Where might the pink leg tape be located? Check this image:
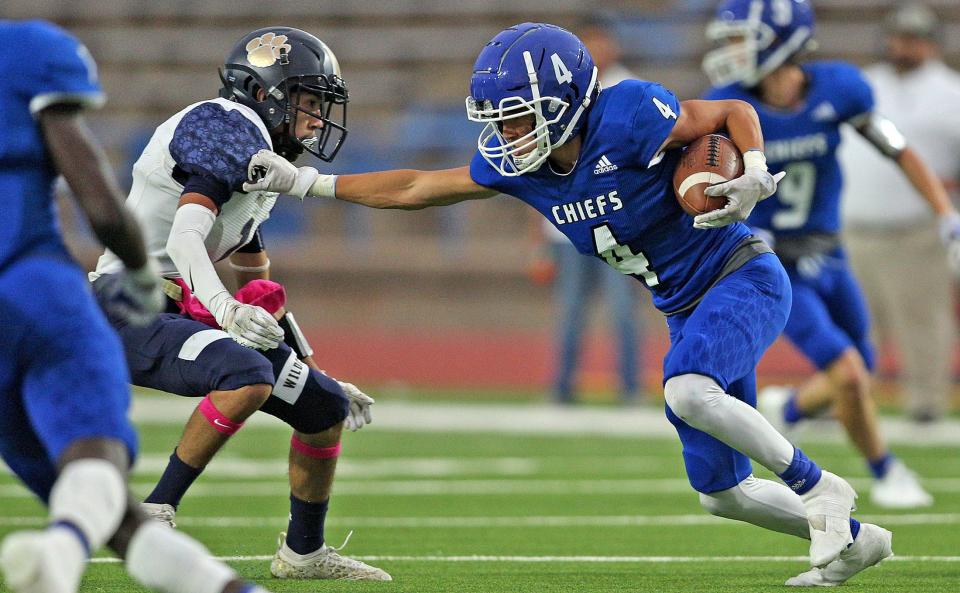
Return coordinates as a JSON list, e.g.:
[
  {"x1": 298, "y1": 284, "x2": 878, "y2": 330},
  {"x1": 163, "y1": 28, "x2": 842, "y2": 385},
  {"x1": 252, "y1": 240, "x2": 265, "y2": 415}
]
[
  {"x1": 290, "y1": 435, "x2": 342, "y2": 459},
  {"x1": 198, "y1": 396, "x2": 244, "y2": 435}
]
